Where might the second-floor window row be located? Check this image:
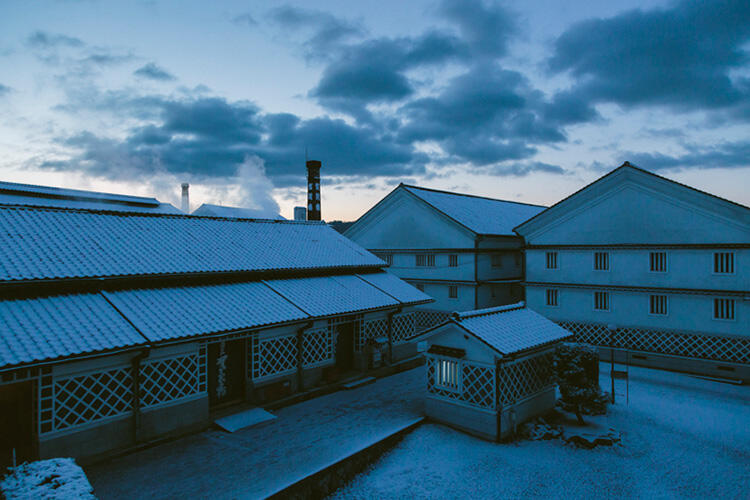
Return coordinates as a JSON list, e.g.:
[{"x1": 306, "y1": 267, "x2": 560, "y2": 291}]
[{"x1": 416, "y1": 254, "x2": 436, "y2": 267}]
